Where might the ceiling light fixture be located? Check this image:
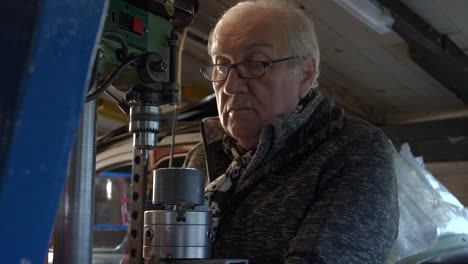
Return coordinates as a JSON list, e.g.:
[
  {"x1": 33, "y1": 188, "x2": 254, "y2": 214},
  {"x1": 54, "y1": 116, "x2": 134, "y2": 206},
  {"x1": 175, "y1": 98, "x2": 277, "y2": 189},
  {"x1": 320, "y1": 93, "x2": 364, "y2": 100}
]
[{"x1": 333, "y1": 0, "x2": 395, "y2": 34}]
